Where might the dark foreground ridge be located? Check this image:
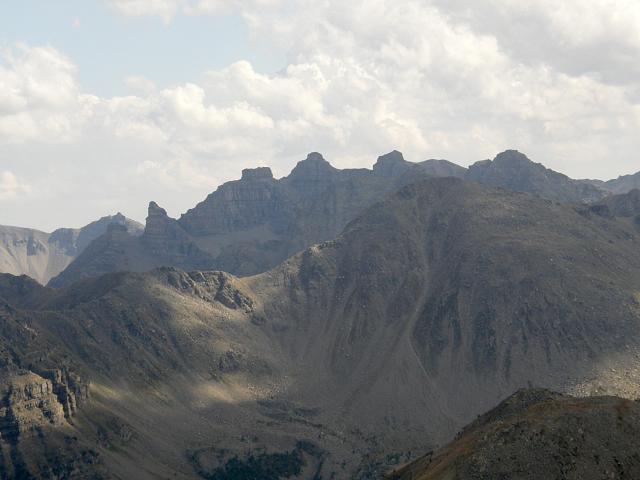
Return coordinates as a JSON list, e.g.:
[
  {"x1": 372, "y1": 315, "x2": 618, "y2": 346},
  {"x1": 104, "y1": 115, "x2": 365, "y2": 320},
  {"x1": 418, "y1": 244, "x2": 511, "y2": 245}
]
[{"x1": 388, "y1": 389, "x2": 640, "y2": 480}]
